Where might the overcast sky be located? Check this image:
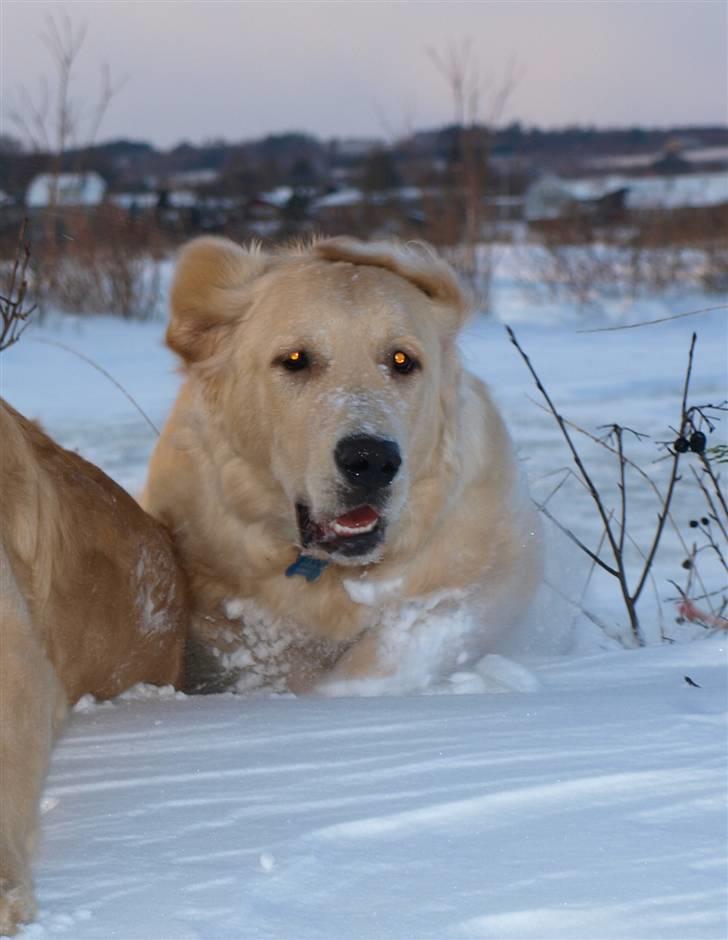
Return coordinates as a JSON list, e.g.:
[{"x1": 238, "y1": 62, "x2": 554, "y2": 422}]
[{"x1": 2, "y1": 1, "x2": 726, "y2": 149}]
